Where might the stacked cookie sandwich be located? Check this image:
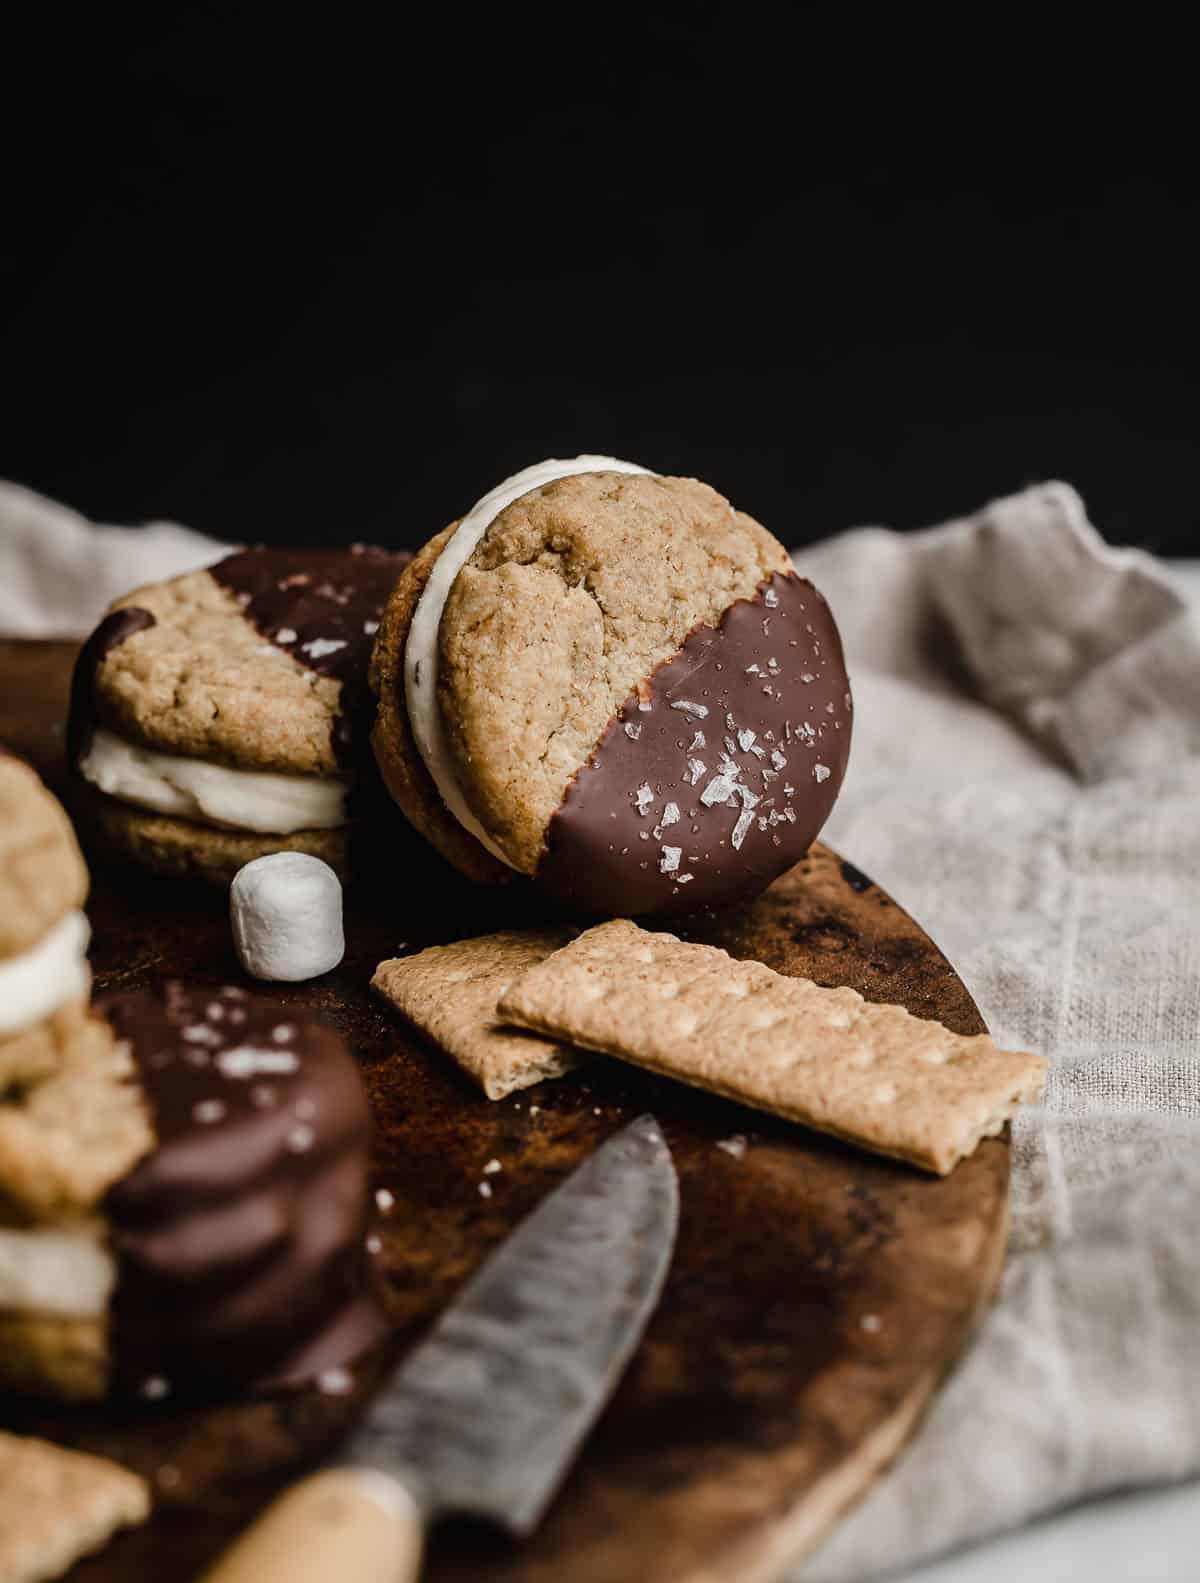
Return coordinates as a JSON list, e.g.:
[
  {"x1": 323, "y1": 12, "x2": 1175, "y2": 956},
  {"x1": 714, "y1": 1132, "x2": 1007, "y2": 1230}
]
[{"x1": 0, "y1": 978, "x2": 386, "y2": 1401}]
